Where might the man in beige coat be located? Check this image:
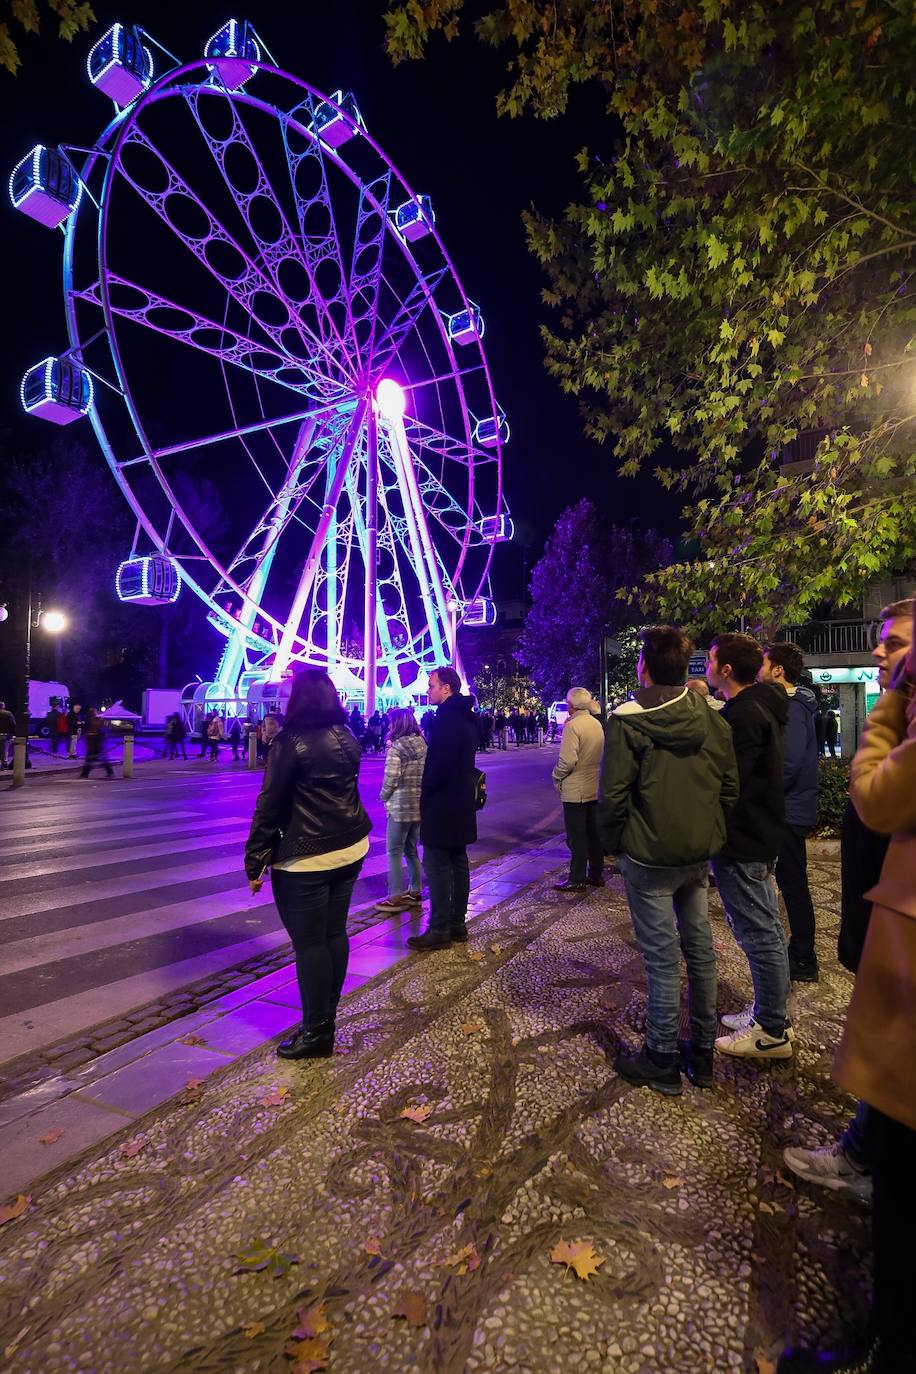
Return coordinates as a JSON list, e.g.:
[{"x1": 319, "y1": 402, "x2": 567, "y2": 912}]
[{"x1": 552, "y1": 686, "x2": 605, "y2": 893}]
